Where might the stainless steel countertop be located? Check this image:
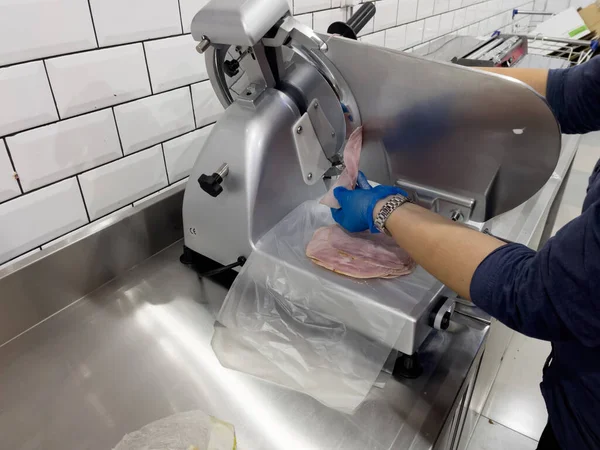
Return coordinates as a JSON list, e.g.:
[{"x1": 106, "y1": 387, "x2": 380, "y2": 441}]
[{"x1": 0, "y1": 242, "x2": 488, "y2": 450}]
